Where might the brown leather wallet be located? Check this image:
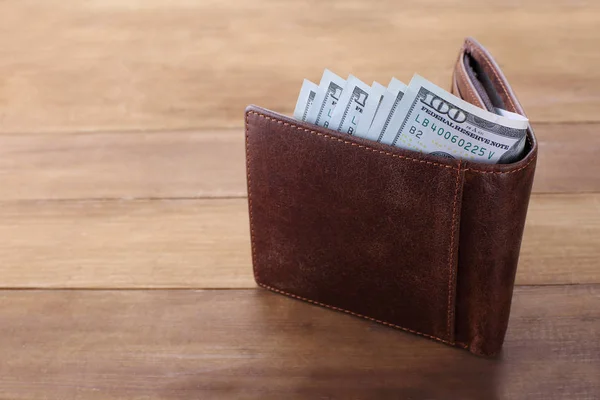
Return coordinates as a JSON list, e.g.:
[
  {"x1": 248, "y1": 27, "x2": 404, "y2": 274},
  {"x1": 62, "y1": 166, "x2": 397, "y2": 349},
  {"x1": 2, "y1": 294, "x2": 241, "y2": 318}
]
[{"x1": 244, "y1": 37, "x2": 537, "y2": 357}]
